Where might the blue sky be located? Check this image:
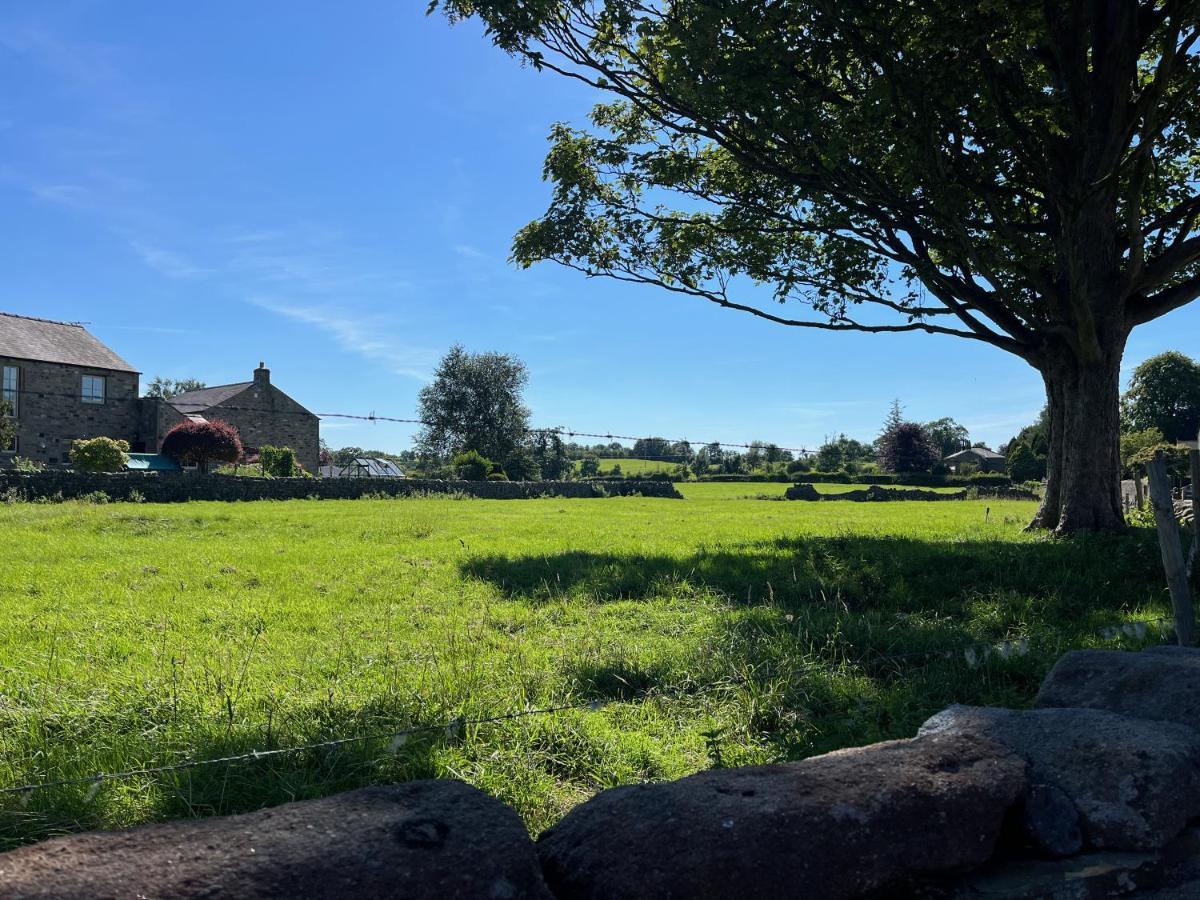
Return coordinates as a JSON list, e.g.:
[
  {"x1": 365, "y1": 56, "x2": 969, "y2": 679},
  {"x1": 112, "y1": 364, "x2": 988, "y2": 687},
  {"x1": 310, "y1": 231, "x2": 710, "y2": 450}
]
[{"x1": 3, "y1": 2, "x2": 1198, "y2": 454}]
